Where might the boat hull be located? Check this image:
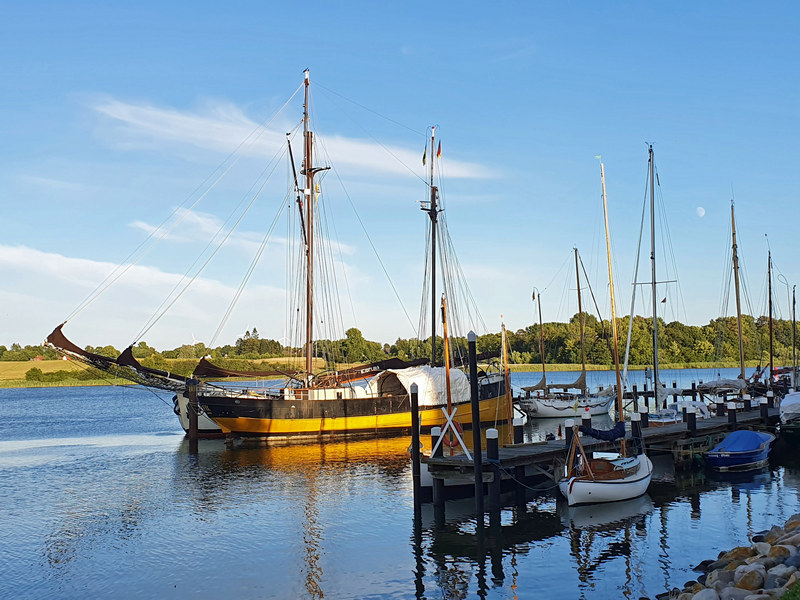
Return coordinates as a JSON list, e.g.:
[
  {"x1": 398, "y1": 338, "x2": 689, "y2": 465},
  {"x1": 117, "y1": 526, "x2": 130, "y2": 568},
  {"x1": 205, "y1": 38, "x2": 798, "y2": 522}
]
[
  {"x1": 201, "y1": 392, "x2": 511, "y2": 440},
  {"x1": 174, "y1": 393, "x2": 224, "y2": 437},
  {"x1": 558, "y1": 455, "x2": 653, "y2": 506},
  {"x1": 522, "y1": 395, "x2": 614, "y2": 419},
  {"x1": 705, "y1": 430, "x2": 775, "y2": 472}
]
